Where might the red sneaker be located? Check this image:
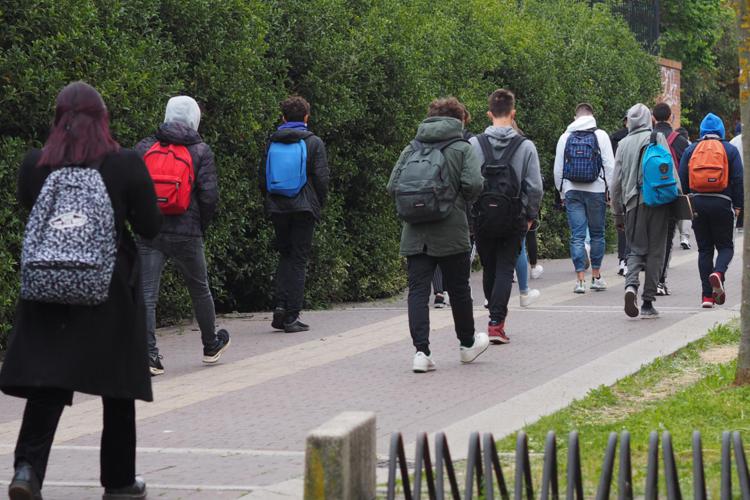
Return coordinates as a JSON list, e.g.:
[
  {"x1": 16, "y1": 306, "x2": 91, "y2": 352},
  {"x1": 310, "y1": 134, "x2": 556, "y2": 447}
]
[
  {"x1": 701, "y1": 297, "x2": 715, "y2": 308},
  {"x1": 488, "y1": 322, "x2": 510, "y2": 344},
  {"x1": 709, "y1": 272, "x2": 726, "y2": 305}
]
